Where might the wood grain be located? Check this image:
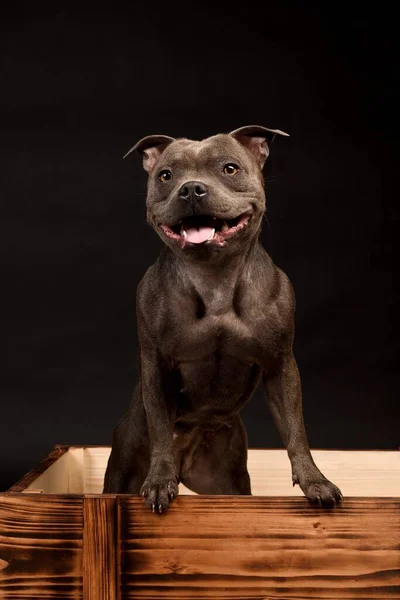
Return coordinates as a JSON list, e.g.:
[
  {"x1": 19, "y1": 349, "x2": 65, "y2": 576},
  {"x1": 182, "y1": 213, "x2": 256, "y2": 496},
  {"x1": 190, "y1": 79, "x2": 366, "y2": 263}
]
[
  {"x1": 3, "y1": 447, "x2": 400, "y2": 598},
  {"x1": 119, "y1": 496, "x2": 400, "y2": 599},
  {"x1": 83, "y1": 495, "x2": 117, "y2": 600},
  {"x1": 0, "y1": 494, "x2": 83, "y2": 599},
  {"x1": 7, "y1": 446, "x2": 68, "y2": 493},
  {"x1": 11, "y1": 447, "x2": 399, "y2": 497},
  {"x1": 78, "y1": 447, "x2": 400, "y2": 497}
]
